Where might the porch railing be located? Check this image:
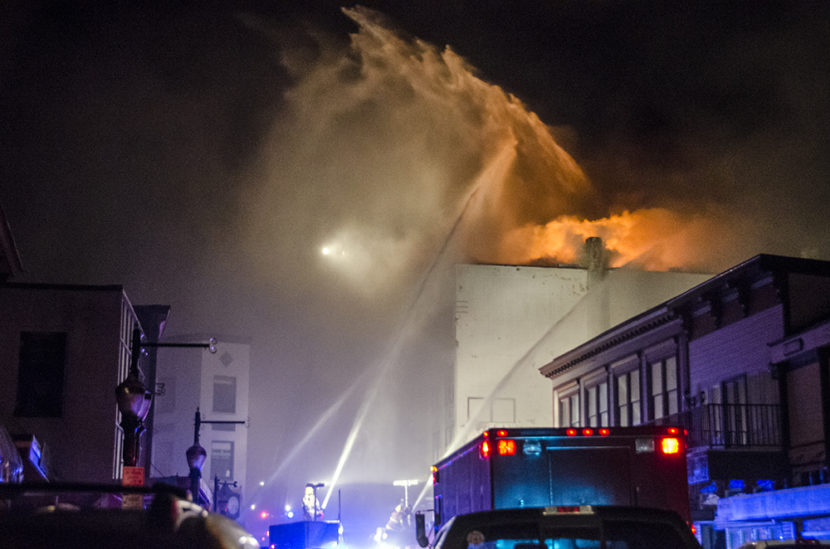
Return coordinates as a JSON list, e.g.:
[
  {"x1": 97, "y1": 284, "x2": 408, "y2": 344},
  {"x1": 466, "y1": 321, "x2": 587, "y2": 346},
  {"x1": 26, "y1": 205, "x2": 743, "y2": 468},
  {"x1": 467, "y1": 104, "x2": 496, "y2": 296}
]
[{"x1": 651, "y1": 403, "x2": 783, "y2": 449}]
